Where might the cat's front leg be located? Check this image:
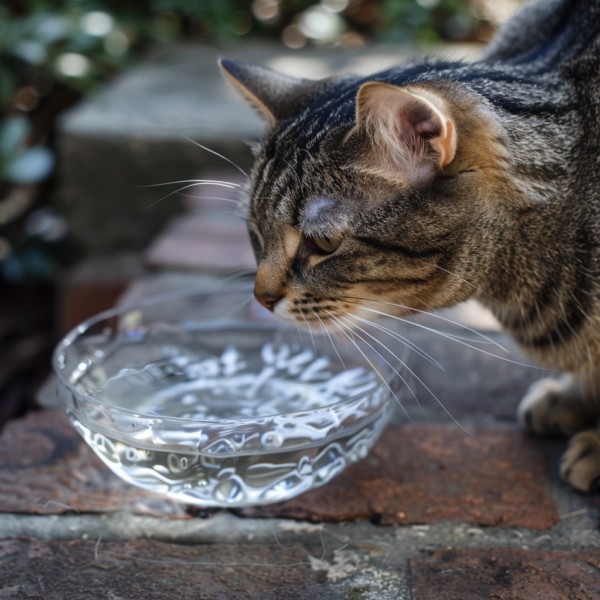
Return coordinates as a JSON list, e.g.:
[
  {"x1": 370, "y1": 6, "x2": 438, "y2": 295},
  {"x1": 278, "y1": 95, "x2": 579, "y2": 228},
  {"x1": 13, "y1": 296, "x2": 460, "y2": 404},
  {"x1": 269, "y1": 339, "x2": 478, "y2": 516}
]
[
  {"x1": 518, "y1": 371, "x2": 600, "y2": 492},
  {"x1": 560, "y1": 428, "x2": 600, "y2": 492},
  {"x1": 517, "y1": 373, "x2": 600, "y2": 437}
]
